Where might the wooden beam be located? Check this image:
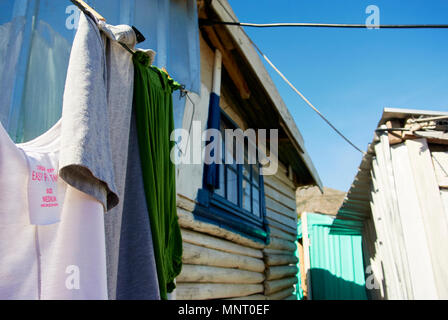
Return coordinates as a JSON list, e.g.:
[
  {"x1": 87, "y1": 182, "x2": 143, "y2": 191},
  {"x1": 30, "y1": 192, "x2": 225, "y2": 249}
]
[
  {"x1": 406, "y1": 138, "x2": 448, "y2": 298},
  {"x1": 269, "y1": 225, "x2": 297, "y2": 242},
  {"x1": 266, "y1": 287, "x2": 294, "y2": 300},
  {"x1": 176, "y1": 283, "x2": 263, "y2": 300},
  {"x1": 264, "y1": 253, "x2": 298, "y2": 266},
  {"x1": 266, "y1": 237, "x2": 296, "y2": 252},
  {"x1": 214, "y1": 24, "x2": 235, "y2": 50},
  {"x1": 265, "y1": 197, "x2": 297, "y2": 222},
  {"x1": 177, "y1": 264, "x2": 264, "y2": 284},
  {"x1": 297, "y1": 240, "x2": 308, "y2": 299},
  {"x1": 263, "y1": 248, "x2": 295, "y2": 255},
  {"x1": 265, "y1": 265, "x2": 298, "y2": 280},
  {"x1": 226, "y1": 294, "x2": 267, "y2": 300},
  {"x1": 177, "y1": 207, "x2": 265, "y2": 249},
  {"x1": 265, "y1": 184, "x2": 297, "y2": 212},
  {"x1": 385, "y1": 120, "x2": 403, "y2": 145},
  {"x1": 302, "y1": 212, "x2": 312, "y2": 299},
  {"x1": 266, "y1": 209, "x2": 296, "y2": 229},
  {"x1": 431, "y1": 148, "x2": 448, "y2": 188},
  {"x1": 264, "y1": 277, "x2": 297, "y2": 295},
  {"x1": 389, "y1": 143, "x2": 438, "y2": 298},
  {"x1": 181, "y1": 229, "x2": 263, "y2": 259},
  {"x1": 266, "y1": 219, "x2": 297, "y2": 236},
  {"x1": 264, "y1": 172, "x2": 296, "y2": 193},
  {"x1": 182, "y1": 242, "x2": 265, "y2": 272},
  {"x1": 202, "y1": 25, "x2": 251, "y2": 99}
]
